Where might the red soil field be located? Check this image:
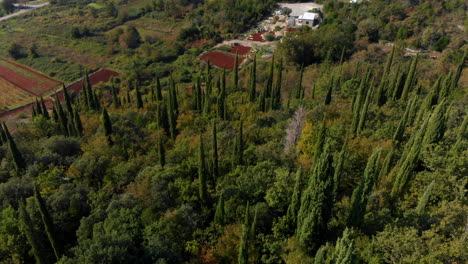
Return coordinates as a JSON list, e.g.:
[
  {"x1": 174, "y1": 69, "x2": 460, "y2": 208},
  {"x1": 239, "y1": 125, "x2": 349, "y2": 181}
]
[
  {"x1": 0, "y1": 57, "x2": 61, "y2": 96},
  {"x1": 200, "y1": 52, "x2": 245, "y2": 70},
  {"x1": 248, "y1": 31, "x2": 267, "y2": 42},
  {"x1": 55, "y1": 68, "x2": 120, "y2": 101},
  {"x1": 229, "y1": 45, "x2": 251, "y2": 56}
]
